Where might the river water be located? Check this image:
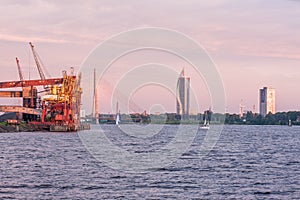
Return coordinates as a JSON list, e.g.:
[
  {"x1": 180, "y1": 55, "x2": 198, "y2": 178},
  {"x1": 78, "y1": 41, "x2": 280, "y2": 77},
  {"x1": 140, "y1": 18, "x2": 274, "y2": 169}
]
[{"x1": 0, "y1": 125, "x2": 299, "y2": 199}]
